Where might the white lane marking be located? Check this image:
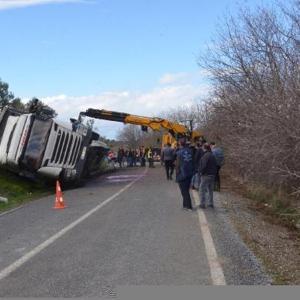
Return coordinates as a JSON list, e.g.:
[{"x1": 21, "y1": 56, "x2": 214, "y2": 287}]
[
  {"x1": 107, "y1": 179, "x2": 136, "y2": 183},
  {"x1": 192, "y1": 190, "x2": 226, "y2": 286},
  {"x1": 0, "y1": 169, "x2": 148, "y2": 282},
  {"x1": 0, "y1": 205, "x2": 24, "y2": 218},
  {"x1": 106, "y1": 175, "x2": 146, "y2": 179}
]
